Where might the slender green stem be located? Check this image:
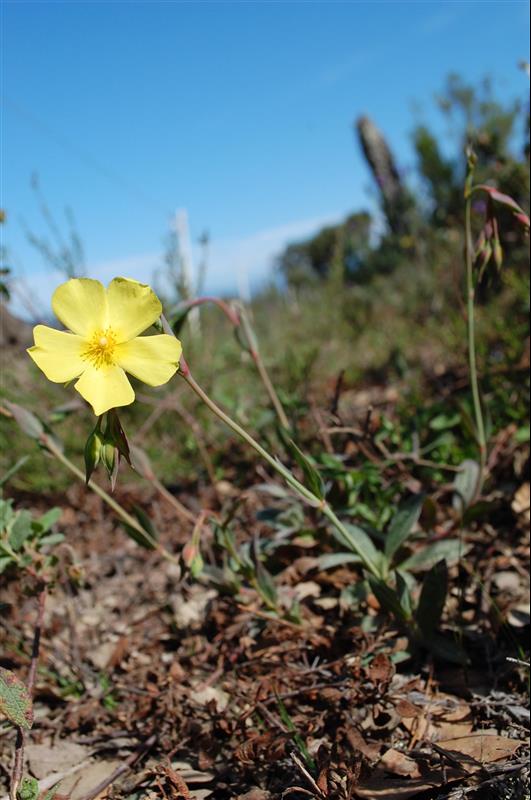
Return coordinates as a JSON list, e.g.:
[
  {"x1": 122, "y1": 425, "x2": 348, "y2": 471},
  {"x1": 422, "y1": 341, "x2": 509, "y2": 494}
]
[
  {"x1": 42, "y1": 434, "x2": 180, "y2": 565},
  {"x1": 464, "y1": 193, "x2": 487, "y2": 494},
  {"x1": 179, "y1": 299, "x2": 291, "y2": 430},
  {"x1": 179, "y1": 366, "x2": 380, "y2": 576},
  {"x1": 236, "y1": 303, "x2": 291, "y2": 430}
]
